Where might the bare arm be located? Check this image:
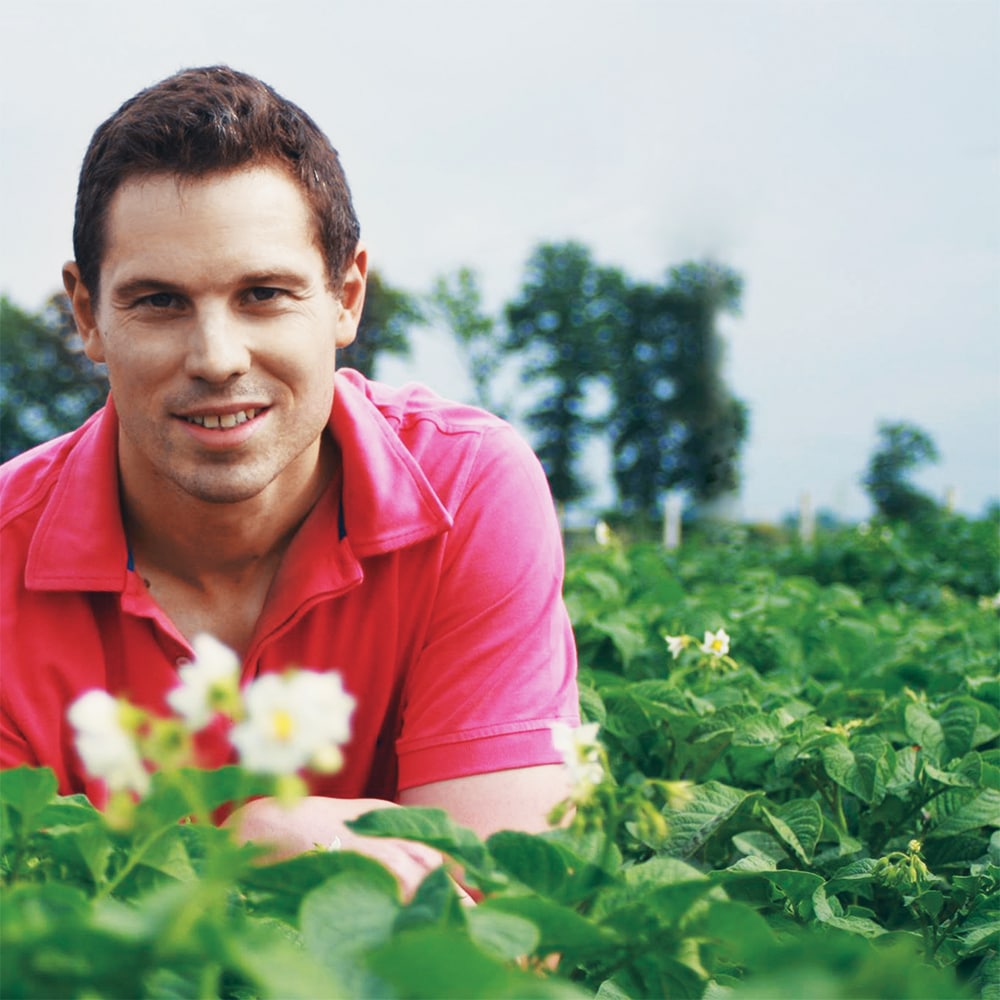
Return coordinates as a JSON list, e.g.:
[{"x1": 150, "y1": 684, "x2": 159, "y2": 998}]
[
  {"x1": 225, "y1": 764, "x2": 569, "y2": 899},
  {"x1": 399, "y1": 764, "x2": 570, "y2": 840}
]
